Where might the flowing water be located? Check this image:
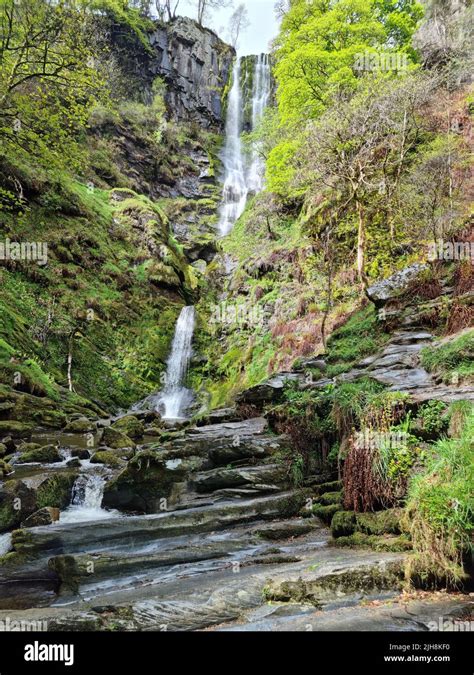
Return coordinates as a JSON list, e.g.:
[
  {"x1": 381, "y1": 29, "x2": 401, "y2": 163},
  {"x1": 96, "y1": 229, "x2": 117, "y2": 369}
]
[
  {"x1": 158, "y1": 306, "x2": 196, "y2": 420},
  {"x1": 218, "y1": 54, "x2": 271, "y2": 236},
  {"x1": 61, "y1": 472, "x2": 117, "y2": 523},
  {"x1": 218, "y1": 58, "x2": 248, "y2": 236},
  {"x1": 247, "y1": 54, "x2": 272, "y2": 193}
]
